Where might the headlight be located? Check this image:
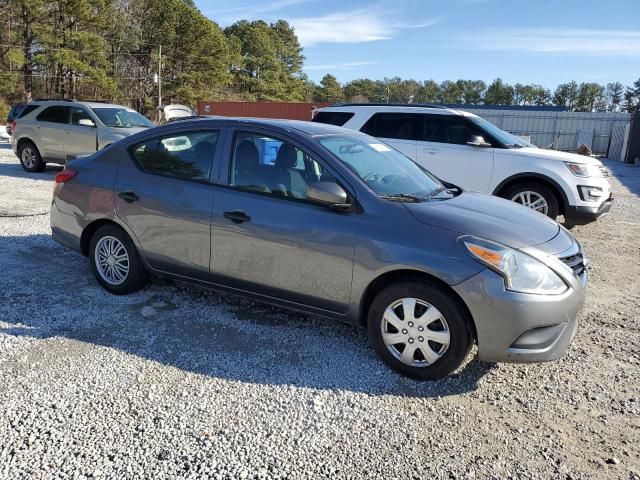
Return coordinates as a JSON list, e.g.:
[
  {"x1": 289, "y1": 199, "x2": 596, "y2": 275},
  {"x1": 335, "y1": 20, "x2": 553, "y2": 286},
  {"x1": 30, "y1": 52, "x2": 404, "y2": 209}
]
[
  {"x1": 564, "y1": 162, "x2": 603, "y2": 178},
  {"x1": 461, "y1": 236, "x2": 567, "y2": 295}
]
